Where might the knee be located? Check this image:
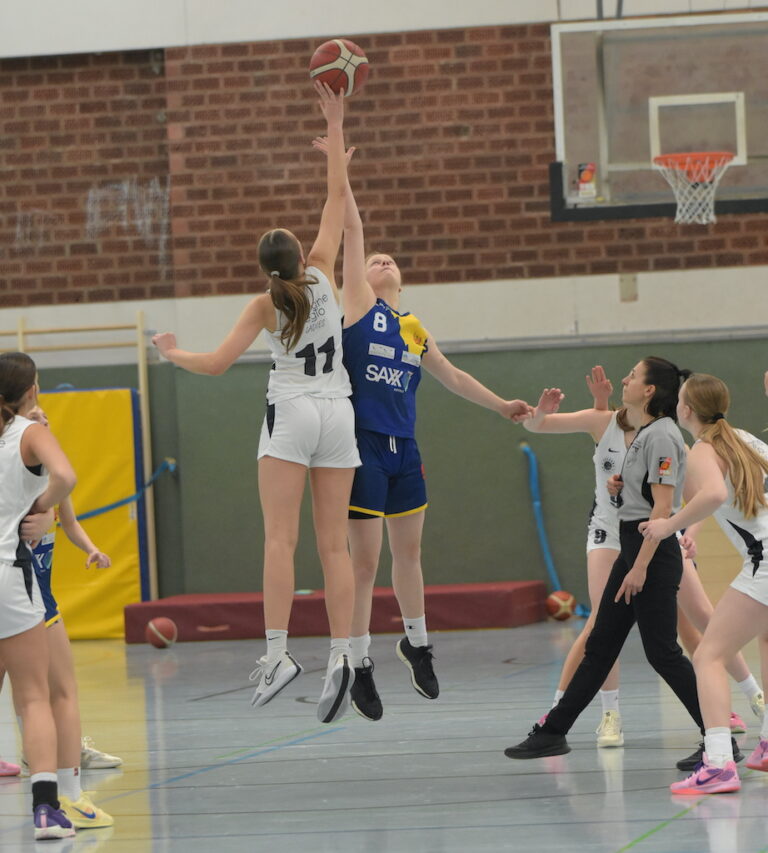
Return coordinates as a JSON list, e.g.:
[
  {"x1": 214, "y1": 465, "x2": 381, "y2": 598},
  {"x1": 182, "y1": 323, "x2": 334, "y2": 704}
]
[{"x1": 353, "y1": 559, "x2": 379, "y2": 585}]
